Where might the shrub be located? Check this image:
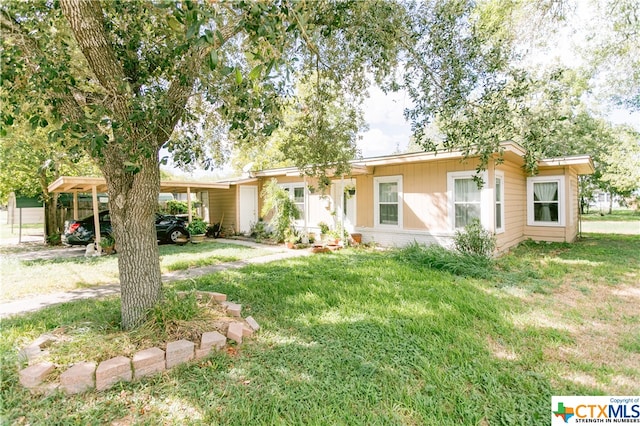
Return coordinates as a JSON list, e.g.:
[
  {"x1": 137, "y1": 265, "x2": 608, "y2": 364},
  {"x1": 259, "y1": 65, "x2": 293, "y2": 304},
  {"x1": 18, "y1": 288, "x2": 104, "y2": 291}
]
[
  {"x1": 164, "y1": 200, "x2": 199, "y2": 215},
  {"x1": 453, "y1": 219, "x2": 496, "y2": 258},
  {"x1": 147, "y1": 290, "x2": 198, "y2": 331},
  {"x1": 260, "y1": 179, "x2": 300, "y2": 242},
  {"x1": 99, "y1": 234, "x2": 115, "y2": 248},
  {"x1": 250, "y1": 219, "x2": 271, "y2": 241},
  {"x1": 394, "y1": 242, "x2": 493, "y2": 279},
  {"x1": 46, "y1": 232, "x2": 61, "y2": 246}
]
